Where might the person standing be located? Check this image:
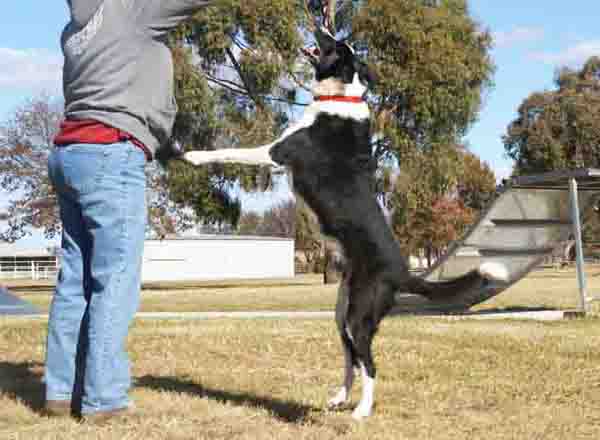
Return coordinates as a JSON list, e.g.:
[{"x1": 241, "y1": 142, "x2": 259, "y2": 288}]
[{"x1": 45, "y1": 0, "x2": 213, "y2": 421}]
